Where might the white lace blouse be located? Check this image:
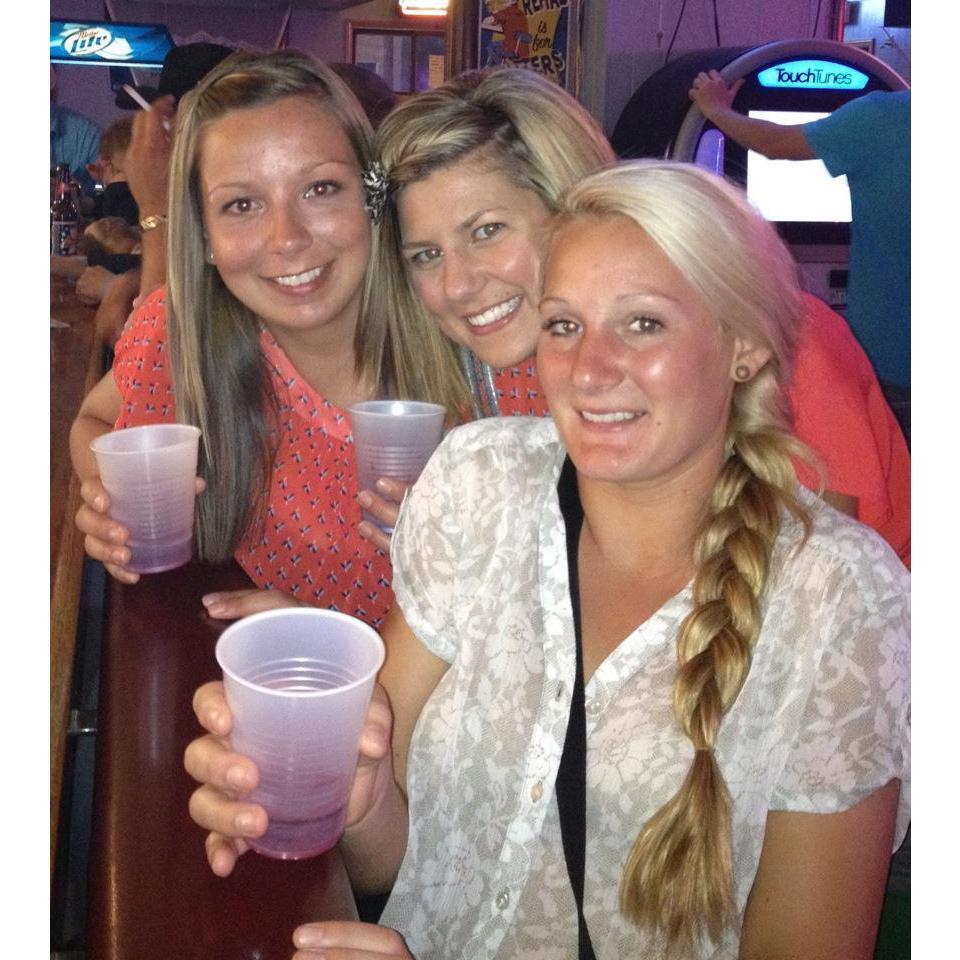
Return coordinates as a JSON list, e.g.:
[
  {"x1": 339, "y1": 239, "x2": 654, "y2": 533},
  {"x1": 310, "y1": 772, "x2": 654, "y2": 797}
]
[{"x1": 381, "y1": 417, "x2": 910, "y2": 960}]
